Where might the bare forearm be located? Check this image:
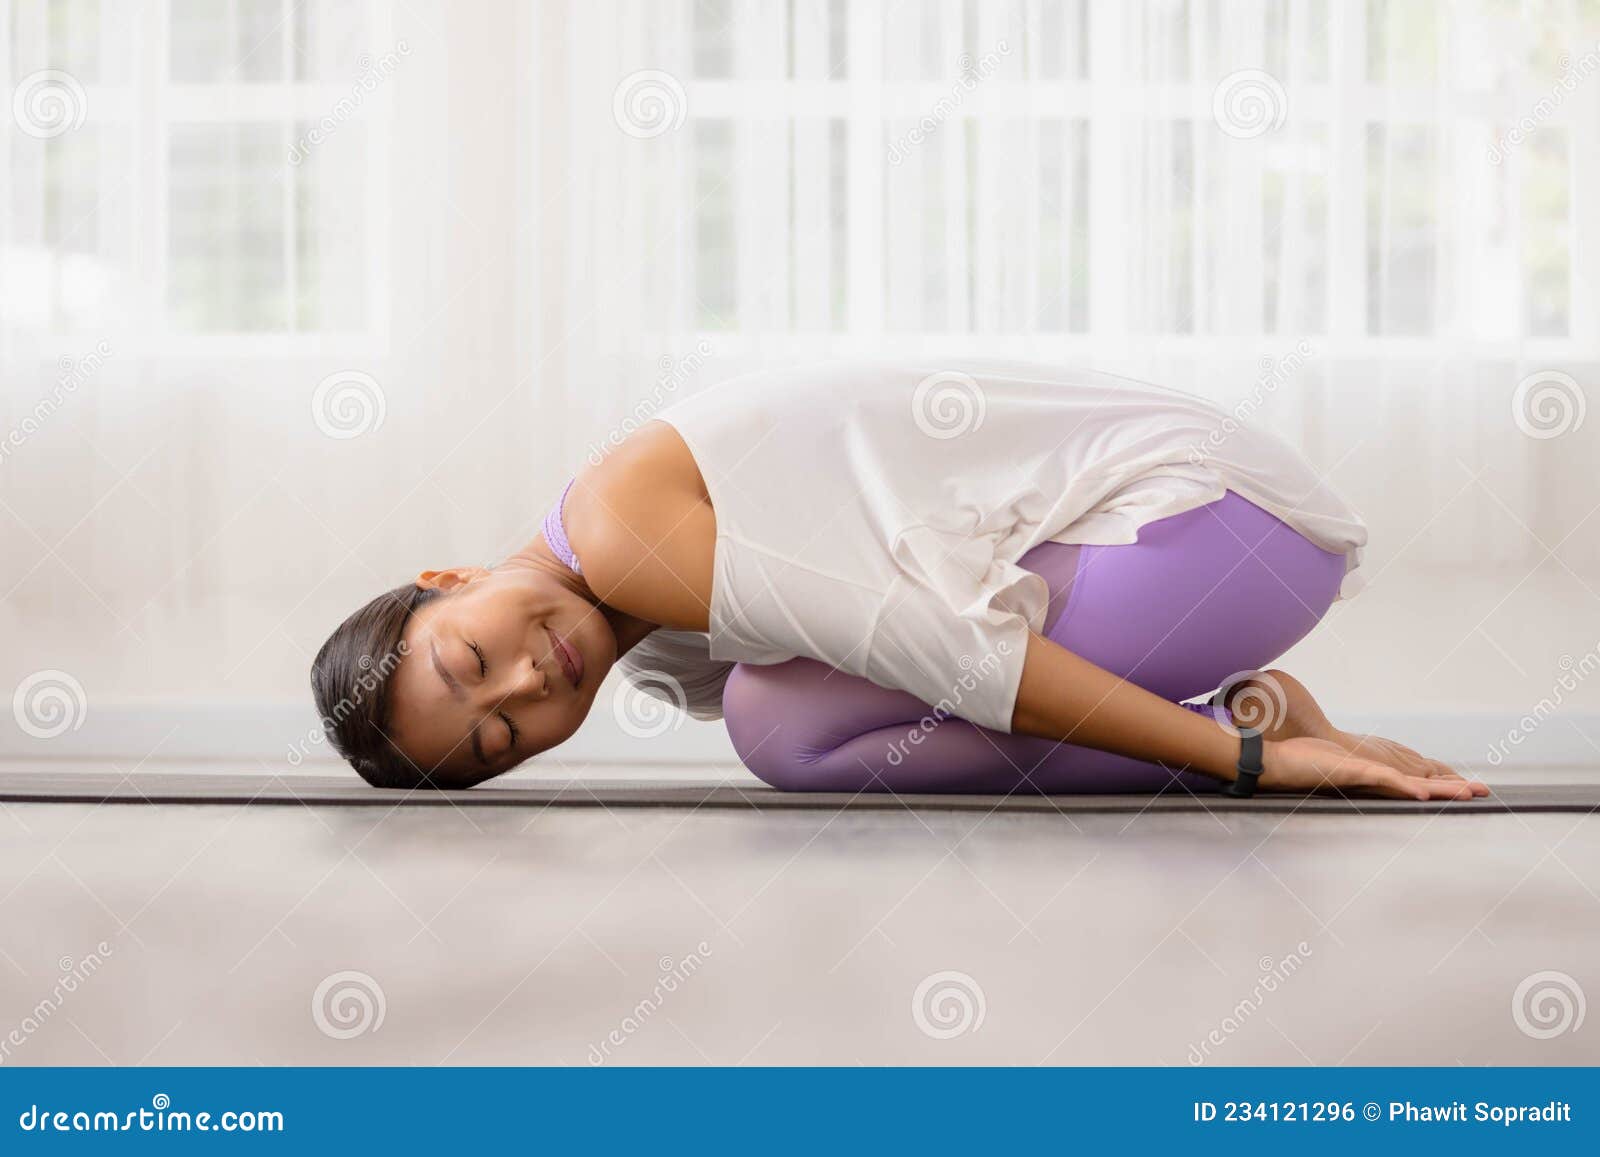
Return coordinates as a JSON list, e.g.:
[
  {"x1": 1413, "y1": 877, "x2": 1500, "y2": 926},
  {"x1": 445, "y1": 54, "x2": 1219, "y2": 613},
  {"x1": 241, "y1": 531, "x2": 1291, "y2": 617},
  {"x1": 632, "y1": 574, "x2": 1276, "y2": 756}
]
[{"x1": 1010, "y1": 632, "x2": 1241, "y2": 782}]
